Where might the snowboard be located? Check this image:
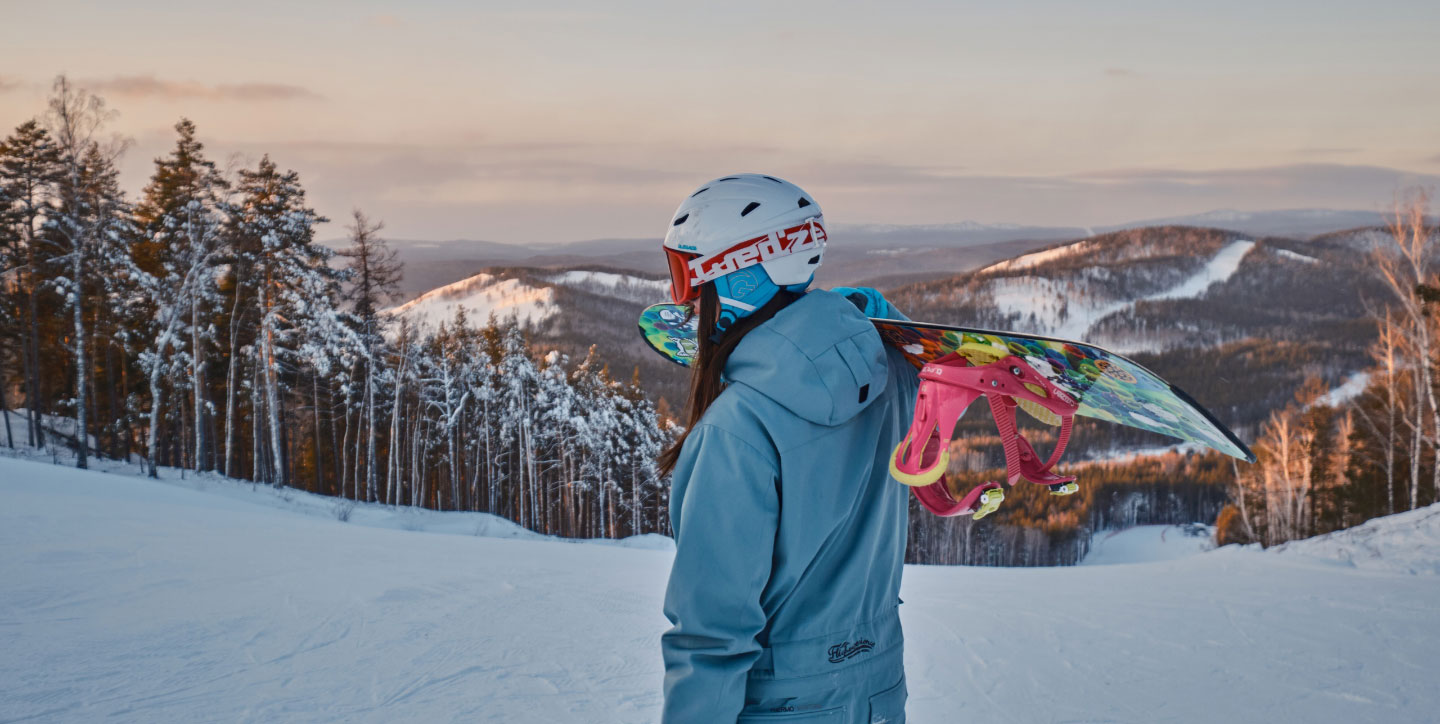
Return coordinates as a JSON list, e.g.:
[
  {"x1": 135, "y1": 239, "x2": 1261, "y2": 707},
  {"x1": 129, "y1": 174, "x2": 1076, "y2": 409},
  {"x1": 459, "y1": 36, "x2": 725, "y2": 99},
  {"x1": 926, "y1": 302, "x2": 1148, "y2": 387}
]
[{"x1": 637, "y1": 302, "x2": 1254, "y2": 463}]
